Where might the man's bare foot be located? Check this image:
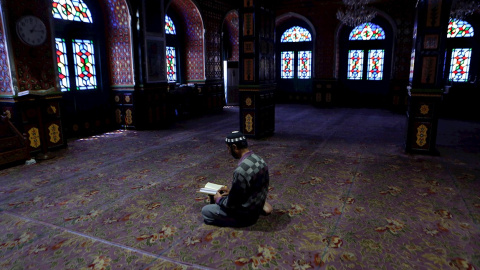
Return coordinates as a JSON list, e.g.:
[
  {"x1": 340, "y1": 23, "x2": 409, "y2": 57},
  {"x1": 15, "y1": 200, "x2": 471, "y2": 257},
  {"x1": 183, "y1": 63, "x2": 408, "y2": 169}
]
[{"x1": 261, "y1": 201, "x2": 273, "y2": 216}]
